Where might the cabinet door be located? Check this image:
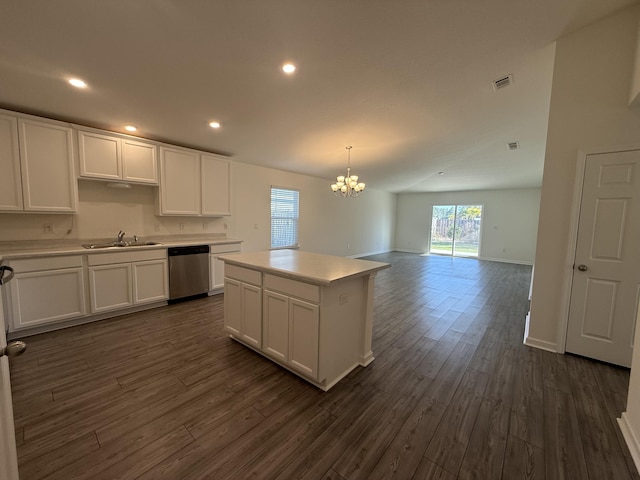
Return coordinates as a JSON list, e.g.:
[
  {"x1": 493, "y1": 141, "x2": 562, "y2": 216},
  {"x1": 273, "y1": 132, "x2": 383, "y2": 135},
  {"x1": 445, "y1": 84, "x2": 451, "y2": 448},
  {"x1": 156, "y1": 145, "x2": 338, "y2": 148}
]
[
  {"x1": 8, "y1": 268, "x2": 85, "y2": 330},
  {"x1": 159, "y1": 147, "x2": 200, "y2": 215},
  {"x1": 263, "y1": 290, "x2": 289, "y2": 363},
  {"x1": 78, "y1": 130, "x2": 121, "y2": 180},
  {"x1": 89, "y1": 264, "x2": 133, "y2": 313},
  {"x1": 224, "y1": 278, "x2": 242, "y2": 336},
  {"x1": 0, "y1": 114, "x2": 23, "y2": 210},
  {"x1": 18, "y1": 119, "x2": 77, "y2": 212},
  {"x1": 288, "y1": 298, "x2": 319, "y2": 379},
  {"x1": 241, "y1": 283, "x2": 262, "y2": 348},
  {"x1": 132, "y1": 260, "x2": 168, "y2": 304},
  {"x1": 201, "y1": 154, "x2": 230, "y2": 216},
  {"x1": 122, "y1": 139, "x2": 157, "y2": 184}
]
